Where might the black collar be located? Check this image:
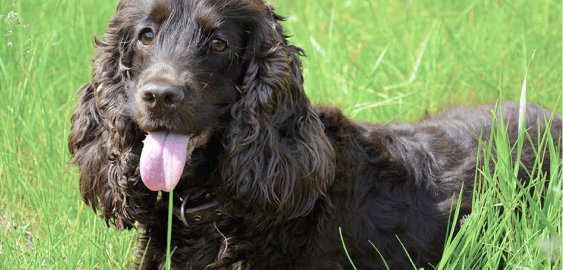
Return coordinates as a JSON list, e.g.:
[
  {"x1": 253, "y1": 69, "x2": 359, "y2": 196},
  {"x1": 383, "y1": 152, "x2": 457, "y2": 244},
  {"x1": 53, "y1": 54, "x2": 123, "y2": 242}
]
[{"x1": 172, "y1": 188, "x2": 225, "y2": 228}]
